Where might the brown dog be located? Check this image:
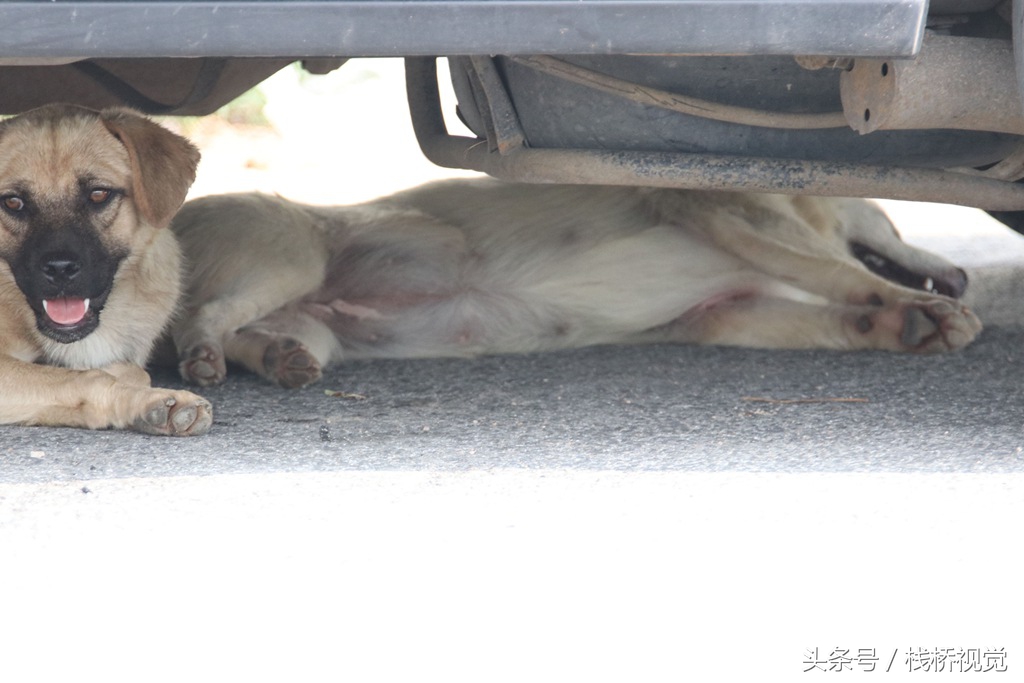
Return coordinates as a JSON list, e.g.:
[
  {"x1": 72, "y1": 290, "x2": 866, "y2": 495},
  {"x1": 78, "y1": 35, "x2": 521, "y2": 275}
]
[
  {"x1": 169, "y1": 180, "x2": 981, "y2": 390},
  {"x1": 0, "y1": 104, "x2": 211, "y2": 435}
]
